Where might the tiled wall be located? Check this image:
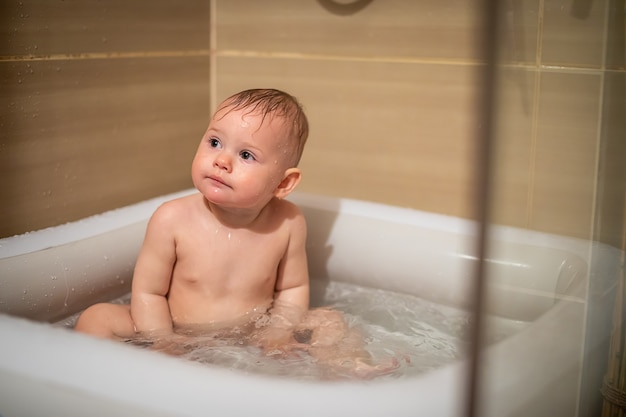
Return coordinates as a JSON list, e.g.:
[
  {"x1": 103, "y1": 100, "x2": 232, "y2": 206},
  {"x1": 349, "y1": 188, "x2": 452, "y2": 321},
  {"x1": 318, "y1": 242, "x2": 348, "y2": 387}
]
[
  {"x1": 491, "y1": 0, "x2": 626, "y2": 245},
  {"x1": 0, "y1": 1, "x2": 211, "y2": 237},
  {"x1": 215, "y1": 0, "x2": 482, "y2": 223},
  {"x1": 215, "y1": 0, "x2": 625, "y2": 244},
  {"x1": 1, "y1": 0, "x2": 624, "y2": 245}
]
